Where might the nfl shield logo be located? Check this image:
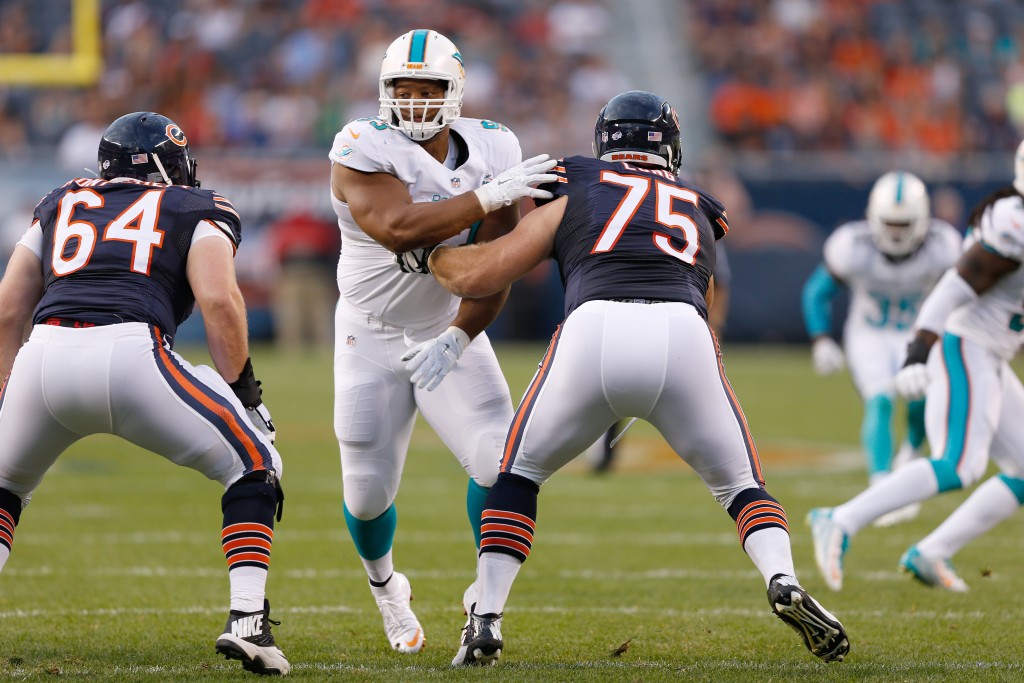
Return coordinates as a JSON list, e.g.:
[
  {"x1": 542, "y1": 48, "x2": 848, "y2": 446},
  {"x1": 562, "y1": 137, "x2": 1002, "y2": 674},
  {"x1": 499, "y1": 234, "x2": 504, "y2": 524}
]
[
  {"x1": 346, "y1": 335, "x2": 357, "y2": 347},
  {"x1": 451, "y1": 177, "x2": 461, "y2": 189}
]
